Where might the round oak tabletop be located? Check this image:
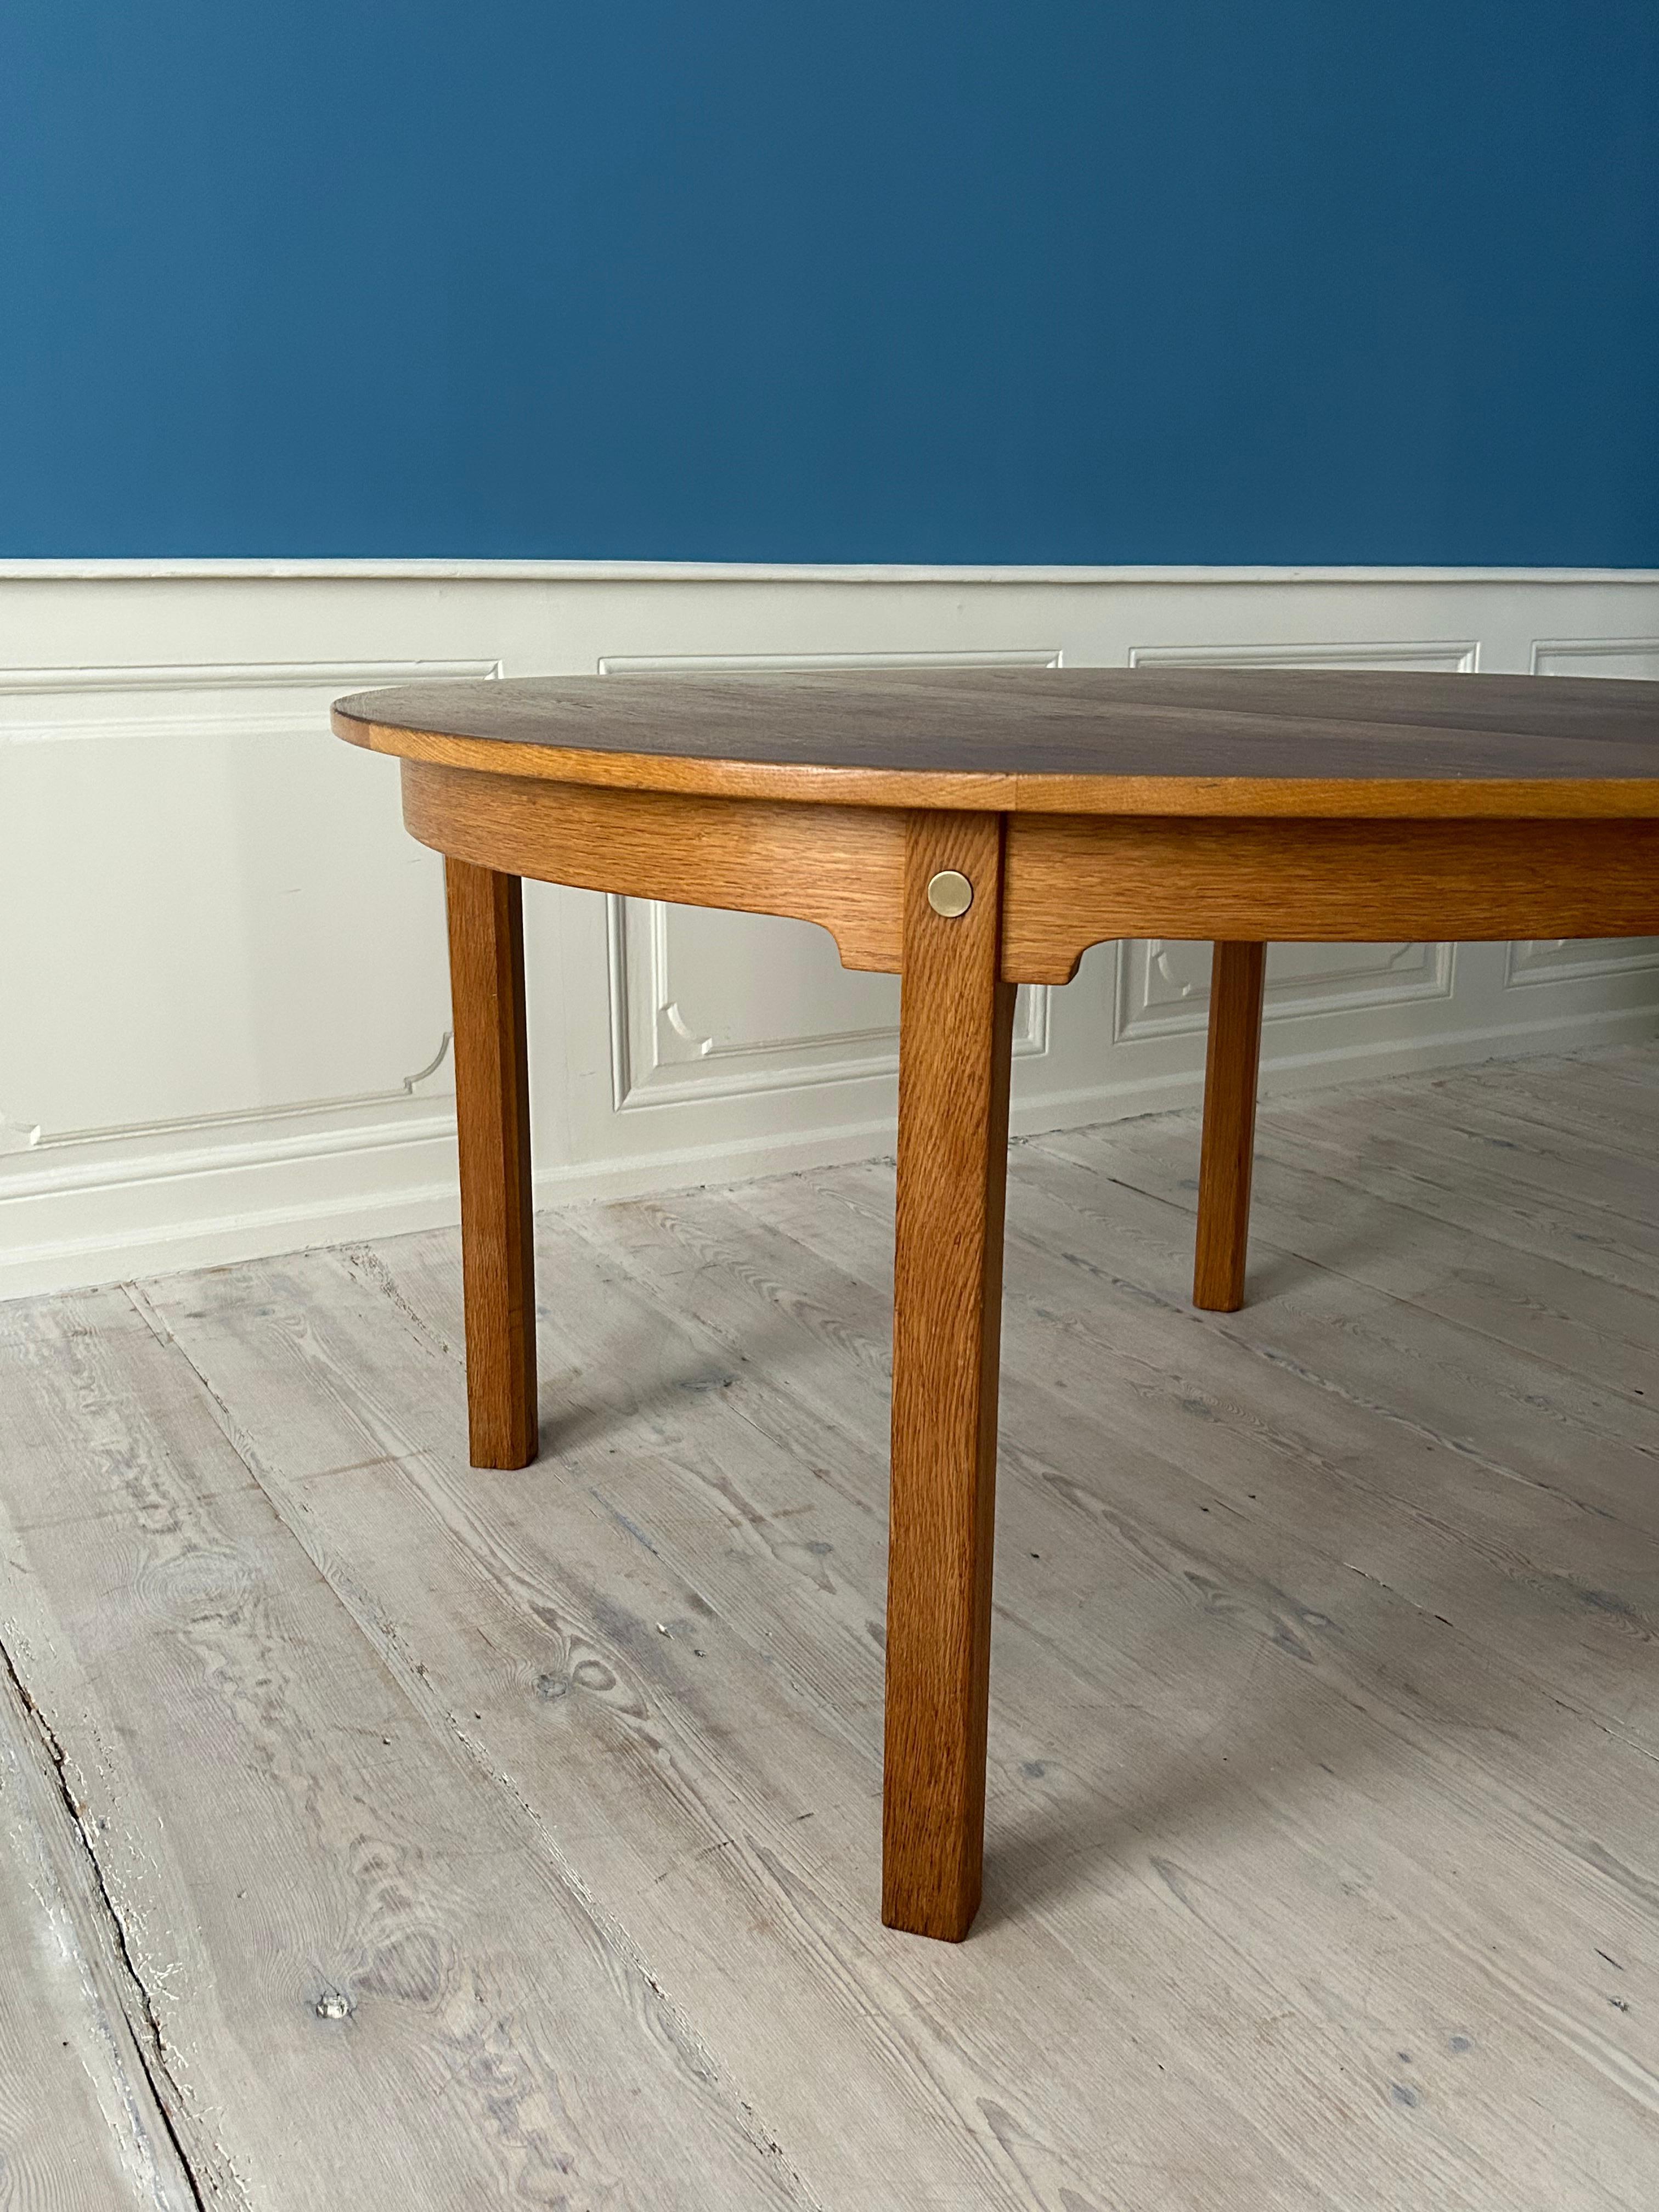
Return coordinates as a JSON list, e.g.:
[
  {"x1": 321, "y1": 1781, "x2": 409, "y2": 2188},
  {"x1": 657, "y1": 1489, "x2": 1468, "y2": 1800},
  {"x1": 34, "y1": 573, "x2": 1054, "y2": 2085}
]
[{"x1": 332, "y1": 665, "x2": 1659, "y2": 817}]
